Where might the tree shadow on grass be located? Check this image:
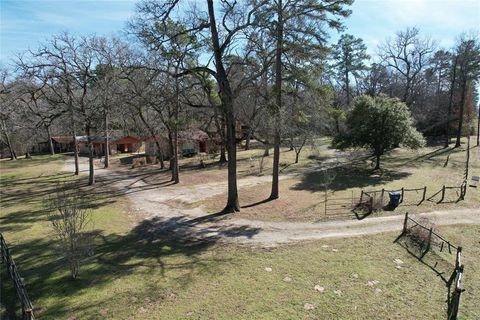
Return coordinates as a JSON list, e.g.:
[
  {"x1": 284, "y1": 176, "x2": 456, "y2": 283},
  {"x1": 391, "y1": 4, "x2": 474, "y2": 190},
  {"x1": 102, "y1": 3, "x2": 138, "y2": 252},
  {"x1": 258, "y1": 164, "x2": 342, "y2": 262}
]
[
  {"x1": 292, "y1": 164, "x2": 411, "y2": 193},
  {"x1": 3, "y1": 215, "x2": 260, "y2": 319}
]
